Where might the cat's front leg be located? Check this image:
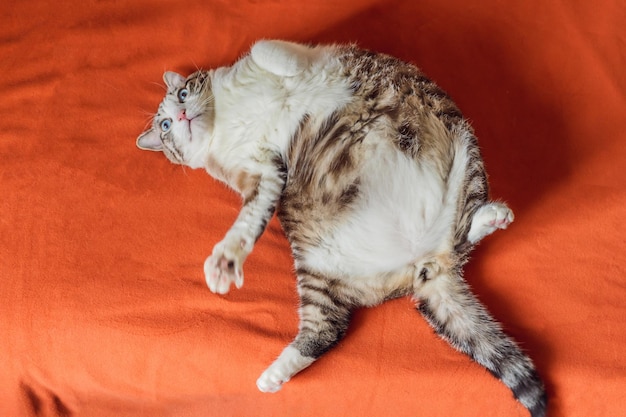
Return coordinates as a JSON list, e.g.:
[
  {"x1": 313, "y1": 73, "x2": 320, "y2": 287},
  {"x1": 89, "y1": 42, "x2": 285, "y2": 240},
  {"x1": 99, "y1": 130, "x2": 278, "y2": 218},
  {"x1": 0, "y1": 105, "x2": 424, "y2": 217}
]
[{"x1": 205, "y1": 159, "x2": 286, "y2": 294}]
